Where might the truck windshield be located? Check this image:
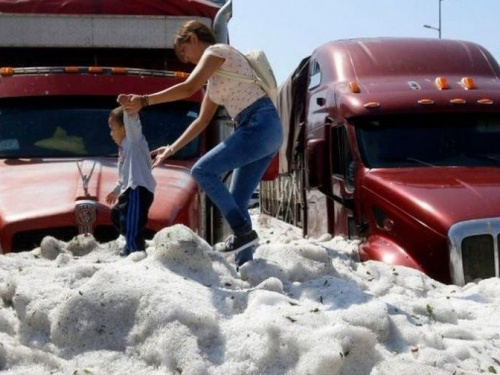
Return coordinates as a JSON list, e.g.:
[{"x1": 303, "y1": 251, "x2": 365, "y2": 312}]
[
  {"x1": 354, "y1": 113, "x2": 500, "y2": 168},
  {"x1": 0, "y1": 97, "x2": 201, "y2": 159}
]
